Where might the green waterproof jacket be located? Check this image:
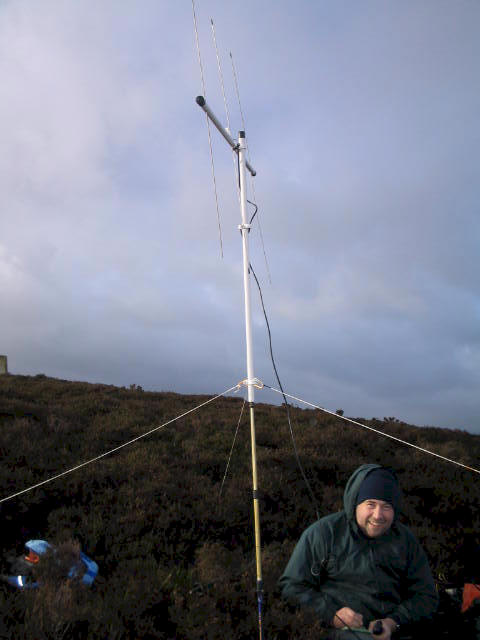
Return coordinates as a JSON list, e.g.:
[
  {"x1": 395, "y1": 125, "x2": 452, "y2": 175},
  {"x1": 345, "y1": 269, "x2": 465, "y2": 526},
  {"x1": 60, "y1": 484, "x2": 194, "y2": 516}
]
[{"x1": 279, "y1": 464, "x2": 438, "y2": 627}]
